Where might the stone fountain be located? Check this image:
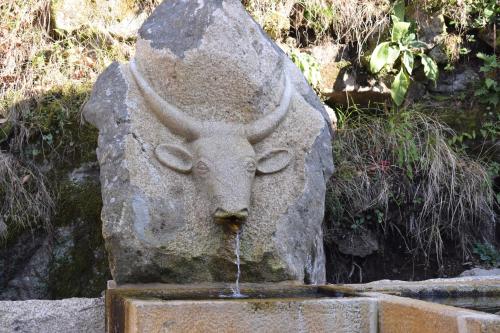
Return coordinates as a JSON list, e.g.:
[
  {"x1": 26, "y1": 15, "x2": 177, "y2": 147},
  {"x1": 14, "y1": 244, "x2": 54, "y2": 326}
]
[
  {"x1": 82, "y1": 1, "x2": 500, "y2": 332},
  {"x1": 83, "y1": 0, "x2": 333, "y2": 286}
]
